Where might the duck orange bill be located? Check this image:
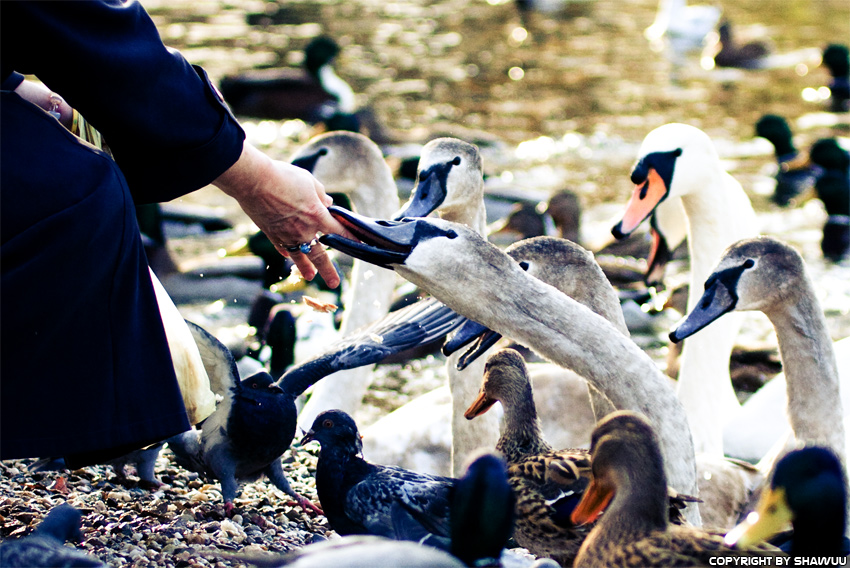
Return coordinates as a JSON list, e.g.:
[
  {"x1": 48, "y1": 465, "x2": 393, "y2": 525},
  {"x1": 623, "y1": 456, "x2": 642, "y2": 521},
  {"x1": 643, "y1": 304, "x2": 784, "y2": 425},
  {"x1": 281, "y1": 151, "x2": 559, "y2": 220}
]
[
  {"x1": 570, "y1": 478, "x2": 614, "y2": 526},
  {"x1": 464, "y1": 392, "x2": 497, "y2": 419},
  {"x1": 612, "y1": 168, "x2": 669, "y2": 238}
]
